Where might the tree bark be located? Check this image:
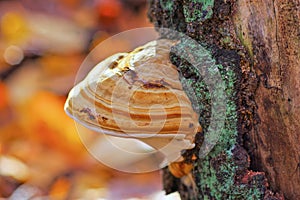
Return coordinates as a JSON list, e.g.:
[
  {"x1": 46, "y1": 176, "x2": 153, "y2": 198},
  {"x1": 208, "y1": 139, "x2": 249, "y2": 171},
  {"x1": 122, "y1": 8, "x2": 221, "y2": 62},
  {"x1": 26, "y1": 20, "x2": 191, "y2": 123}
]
[
  {"x1": 148, "y1": 0, "x2": 299, "y2": 199},
  {"x1": 234, "y1": 1, "x2": 300, "y2": 199}
]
